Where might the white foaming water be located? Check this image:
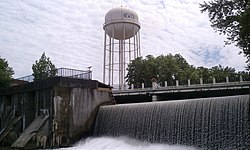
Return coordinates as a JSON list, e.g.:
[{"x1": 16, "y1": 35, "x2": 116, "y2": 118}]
[{"x1": 59, "y1": 136, "x2": 197, "y2": 150}]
